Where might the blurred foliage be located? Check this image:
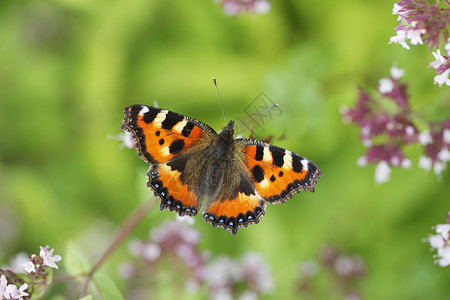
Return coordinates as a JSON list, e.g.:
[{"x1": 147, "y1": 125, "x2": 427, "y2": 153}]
[{"x1": 0, "y1": 0, "x2": 449, "y2": 299}]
